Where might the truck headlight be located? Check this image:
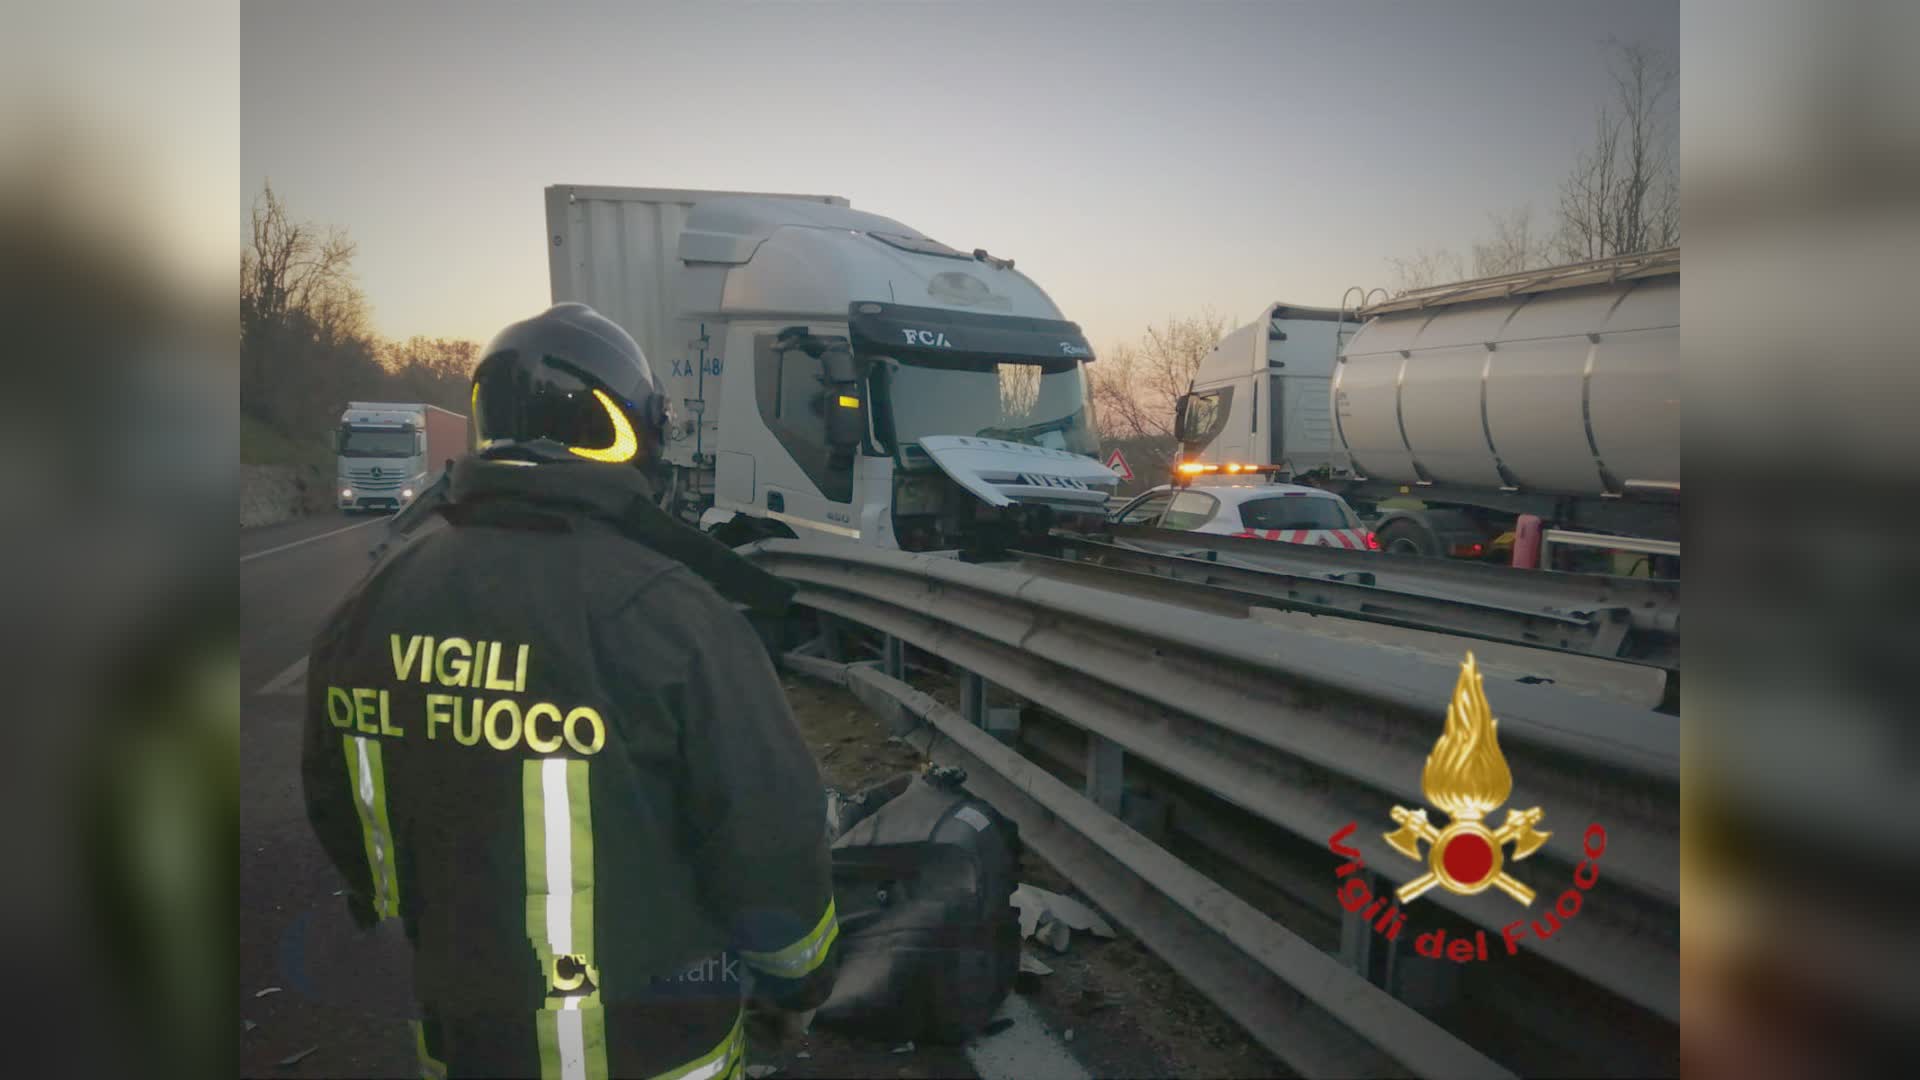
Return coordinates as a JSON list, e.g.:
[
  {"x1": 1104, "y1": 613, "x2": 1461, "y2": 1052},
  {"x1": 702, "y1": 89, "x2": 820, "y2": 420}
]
[
  {"x1": 402, "y1": 488, "x2": 414, "y2": 499},
  {"x1": 341, "y1": 488, "x2": 353, "y2": 498}
]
